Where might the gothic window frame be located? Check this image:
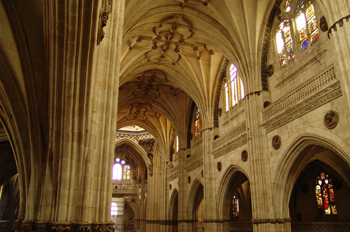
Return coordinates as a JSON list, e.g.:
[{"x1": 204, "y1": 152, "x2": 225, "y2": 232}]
[
  {"x1": 276, "y1": 18, "x2": 295, "y2": 67},
  {"x1": 176, "y1": 136, "x2": 179, "y2": 152},
  {"x1": 232, "y1": 195, "x2": 240, "y2": 217},
  {"x1": 315, "y1": 172, "x2": 337, "y2": 216},
  {"x1": 295, "y1": 0, "x2": 319, "y2": 50},
  {"x1": 112, "y1": 158, "x2": 131, "y2": 181},
  {"x1": 275, "y1": 0, "x2": 319, "y2": 67},
  {"x1": 223, "y1": 62, "x2": 245, "y2": 111},
  {"x1": 194, "y1": 107, "x2": 201, "y2": 137}
]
